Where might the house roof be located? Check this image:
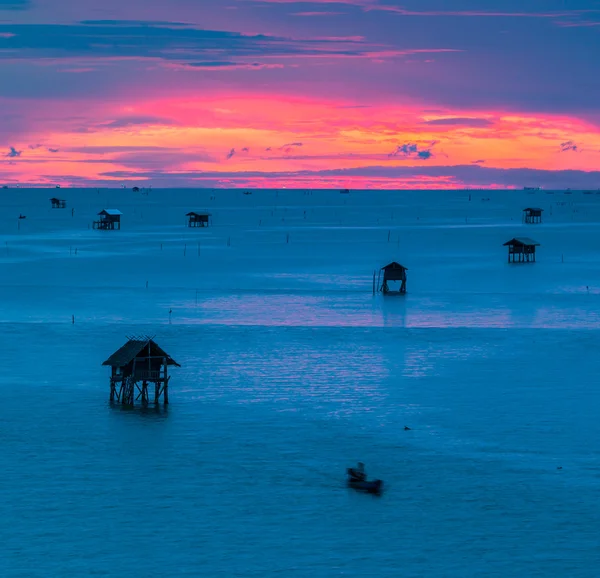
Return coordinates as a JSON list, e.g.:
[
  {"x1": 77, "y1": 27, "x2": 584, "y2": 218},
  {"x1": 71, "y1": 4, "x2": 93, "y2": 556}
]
[
  {"x1": 98, "y1": 209, "x2": 122, "y2": 216},
  {"x1": 186, "y1": 211, "x2": 211, "y2": 217},
  {"x1": 102, "y1": 339, "x2": 180, "y2": 367},
  {"x1": 50, "y1": 197, "x2": 62, "y2": 202},
  {"x1": 381, "y1": 261, "x2": 408, "y2": 271},
  {"x1": 523, "y1": 207, "x2": 543, "y2": 212},
  {"x1": 503, "y1": 237, "x2": 540, "y2": 247}
]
